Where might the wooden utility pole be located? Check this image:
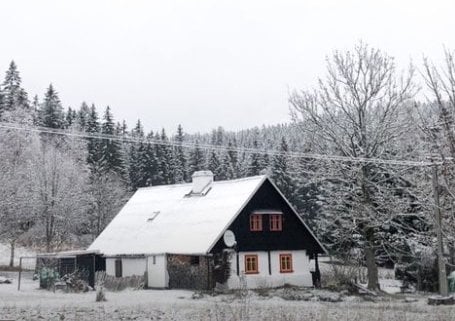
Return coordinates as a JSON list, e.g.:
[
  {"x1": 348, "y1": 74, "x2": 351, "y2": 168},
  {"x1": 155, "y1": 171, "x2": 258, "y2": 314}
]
[{"x1": 432, "y1": 164, "x2": 449, "y2": 296}]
